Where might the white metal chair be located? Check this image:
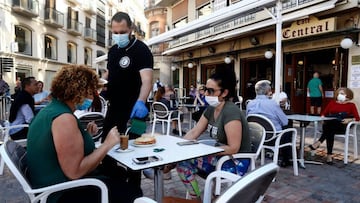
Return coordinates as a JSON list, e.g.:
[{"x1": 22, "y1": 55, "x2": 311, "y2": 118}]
[
  {"x1": 134, "y1": 163, "x2": 279, "y2": 203},
  {"x1": 334, "y1": 121, "x2": 360, "y2": 164},
  {"x1": 151, "y1": 102, "x2": 183, "y2": 136},
  {"x1": 0, "y1": 123, "x2": 29, "y2": 175},
  {"x1": 77, "y1": 112, "x2": 105, "y2": 143},
  {"x1": 247, "y1": 114, "x2": 298, "y2": 176},
  {"x1": 0, "y1": 140, "x2": 108, "y2": 203}
]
